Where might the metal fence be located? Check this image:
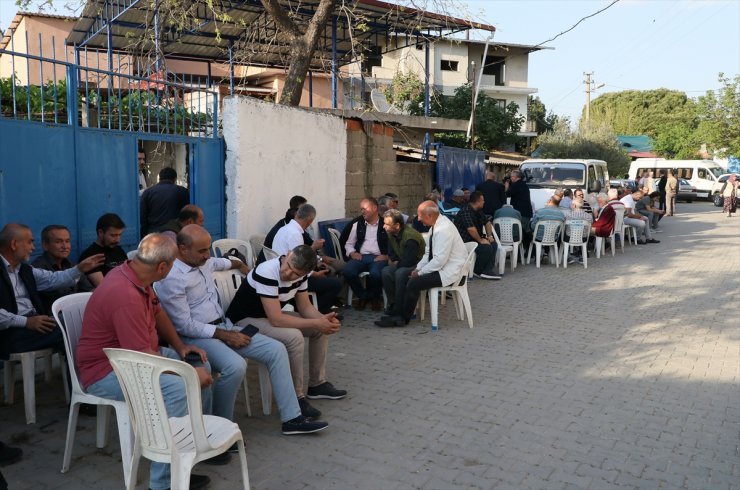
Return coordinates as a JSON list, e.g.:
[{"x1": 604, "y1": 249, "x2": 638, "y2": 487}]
[{"x1": 0, "y1": 32, "x2": 219, "y2": 137}]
